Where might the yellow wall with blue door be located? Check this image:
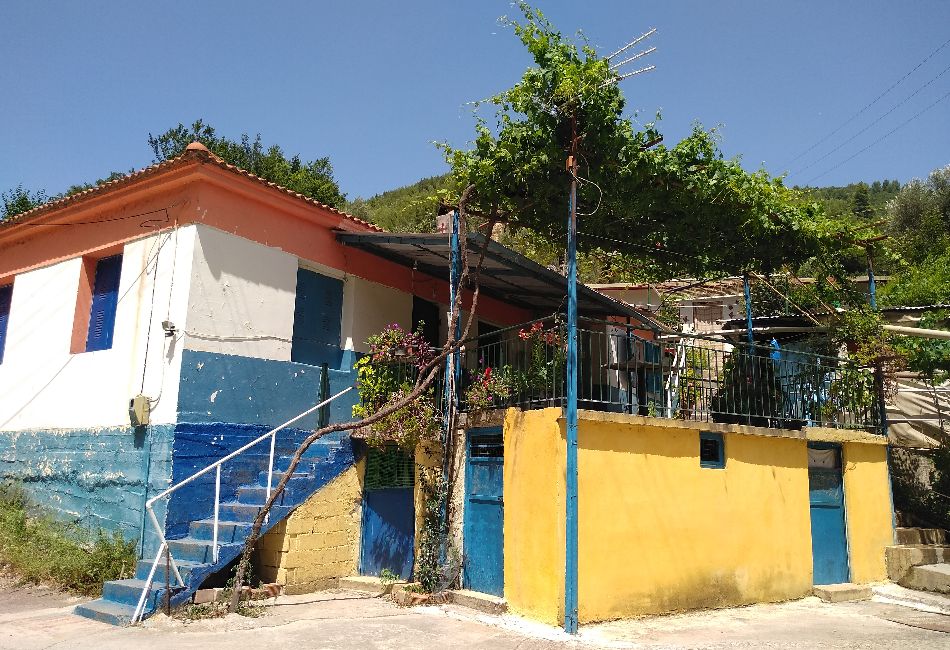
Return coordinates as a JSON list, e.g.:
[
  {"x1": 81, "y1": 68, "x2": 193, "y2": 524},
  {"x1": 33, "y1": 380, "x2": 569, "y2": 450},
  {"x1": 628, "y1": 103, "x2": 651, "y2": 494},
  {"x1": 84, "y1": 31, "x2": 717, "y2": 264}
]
[{"x1": 503, "y1": 409, "x2": 894, "y2": 624}]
